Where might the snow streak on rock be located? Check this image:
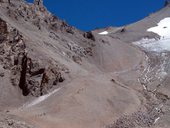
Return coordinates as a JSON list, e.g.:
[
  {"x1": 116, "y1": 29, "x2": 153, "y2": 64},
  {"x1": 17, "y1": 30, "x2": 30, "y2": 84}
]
[
  {"x1": 99, "y1": 31, "x2": 109, "y2": 35},
  {"x1": 23, "y1": 88, "x2": 61, "y2": 108},
  {"x1": 133, "y1": 17, "x2": 170, "y2": 52}
]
